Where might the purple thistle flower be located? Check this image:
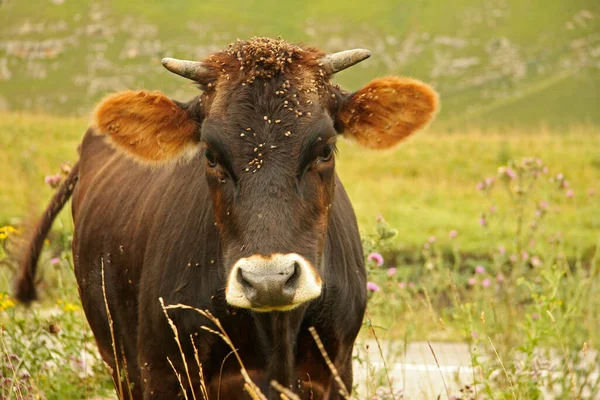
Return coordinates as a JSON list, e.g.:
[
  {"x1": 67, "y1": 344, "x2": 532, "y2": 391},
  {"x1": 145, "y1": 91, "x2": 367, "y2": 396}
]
[
  {"x1": 498, "y1": 245, "x2": 506, "y2": 255},
  {"x1": 367, "y1": 282, "x2": 380, "y2": 292},
  {"x1": 467, "y1": 277, "x2": 477, "y2": 286},
  {"x1": 449, "y1": 230, "x2": 458, "y2": 239},
  {"x1": 398, "y1": 282, "x2": 406, "y2": 289},
  {"x1": 505, "y1": 168, "x2": 516, "y2": 179},
  {"x1": 367, "y1": 252, "x2": 384, "y2": 266},
  {"x1": 482, "y1": 278, "x2": 491, "y2": 288},
  {"x1": 566, "y1": 189, "x2": 574, "y2": 198},
  {"x1": 496, "y1": 273, "x2": 505, "y2": 283},
  {"x1": 476, "y1": 182, "x2": 484, "y2": 191},
  {"x1": 428, "y1": 236, "x2": 436, "y2": 244},
  {"x1": 475, "y1": 265, "x2": 485, "y2": 274},
  {"x1": 50, "y1": 257, "x2": 60, "y2": 266},
  {"x1": 387, "y1": 267, "x2": 397, "y2": 277}
]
